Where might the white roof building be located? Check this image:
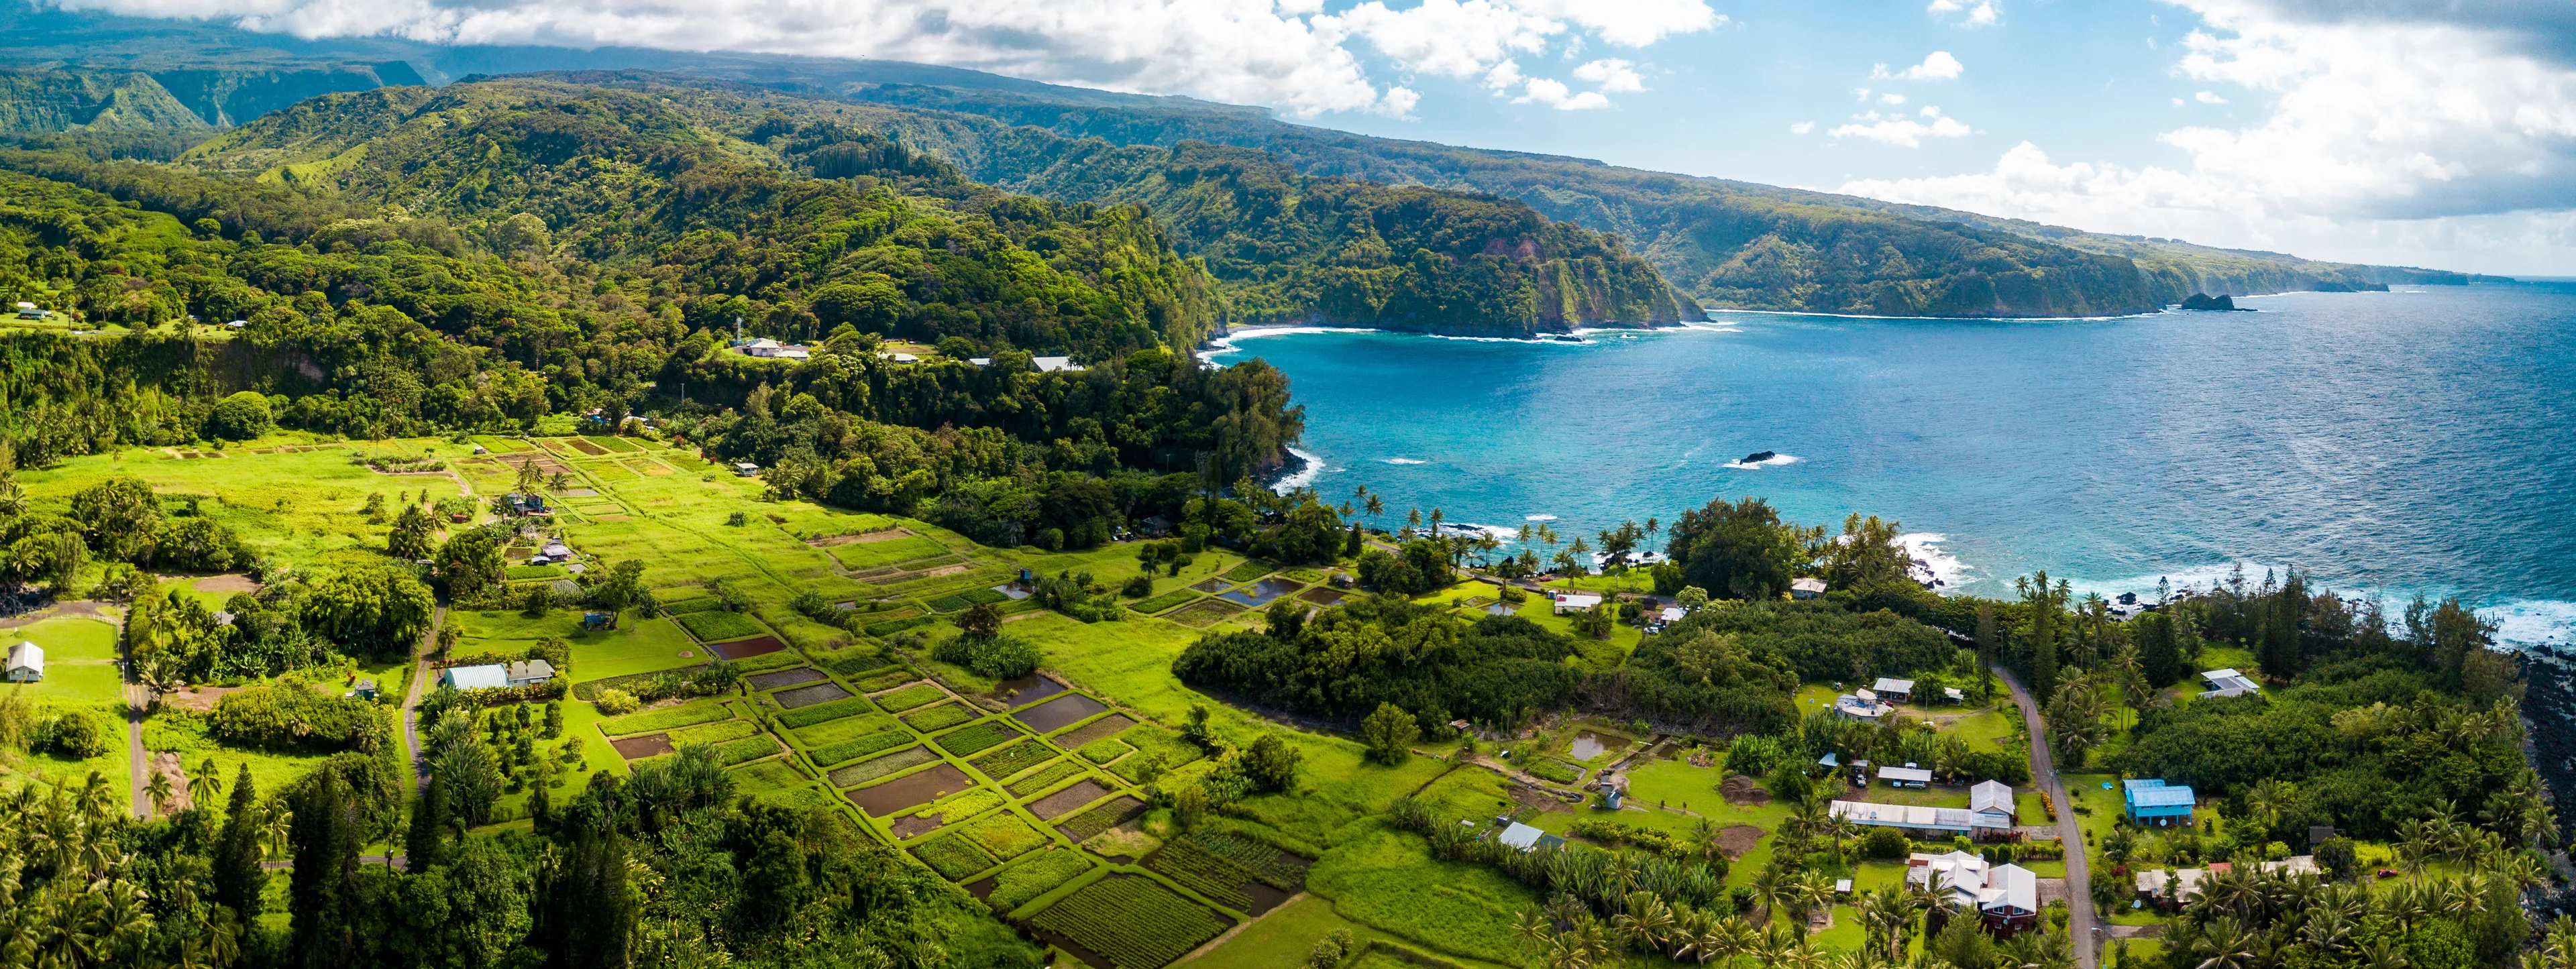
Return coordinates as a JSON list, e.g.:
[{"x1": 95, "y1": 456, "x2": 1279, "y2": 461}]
[
  {"x1": 2200, "y1": 668, "x2": 2261, "y2": 698},
  {"x1": 1833, "y1": 800, "x2": 1974, "y2": 834},
  {"x1": 1658, "y1": 606, "x2": 1686, "y2": 623},
  {"x1": 5, "y1": 642, "x2": 42, "y2": 682},
  {"x1": 1835, "y1": 693, "x2": 1892, "y2": 721},
  {"x1": 441, "y1": 665, "x2": 509, "y2": 691},
  {"x1": 506, "y1": 659, "x2": 556, "y2": 686},
  {"x1": 1790, "y1": 577, "x2": 1828, "y2": 598},
  {"x1": 1878, "y1": 764, "x2": 1935, "y2": 787},
  {"x1": 1033, "y1": 356, "x2": 1087, "y2": 373},
  {"x1": 1872, "y1": 677, "x2": 1916, "y2": 697},
  {"x1": 1497, "y1": 821, "x2": 1548, "y2": 851},
  {"x1": 1907, "y1": 852, "x2": 2038, "y2": 921},
  {"x1": 1552, "y1": 592, "x2": 1603, "y2": 614},
  {"x1": 1970, "y1": 780, "x2": 2017, "y2": 830}
]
